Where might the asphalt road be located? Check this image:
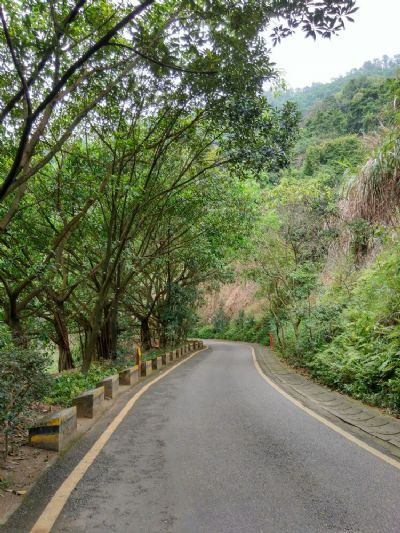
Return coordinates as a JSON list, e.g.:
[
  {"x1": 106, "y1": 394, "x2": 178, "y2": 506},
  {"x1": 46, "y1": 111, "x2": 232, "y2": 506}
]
[{"x1": 10, "y1": 341, "x2": 400, "y2": 532}]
